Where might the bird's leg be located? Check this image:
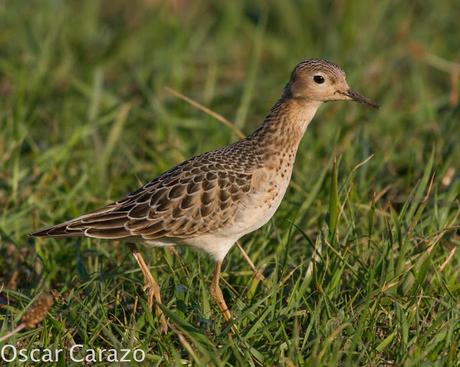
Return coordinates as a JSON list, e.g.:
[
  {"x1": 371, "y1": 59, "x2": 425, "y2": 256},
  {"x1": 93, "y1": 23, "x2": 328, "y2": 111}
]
[
  {"x1": 210, "y1": 261, "x2": 237, "y2": 333},
  {"x1": 128, "y1": 244, "x2": 168, "y2": 333}
]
